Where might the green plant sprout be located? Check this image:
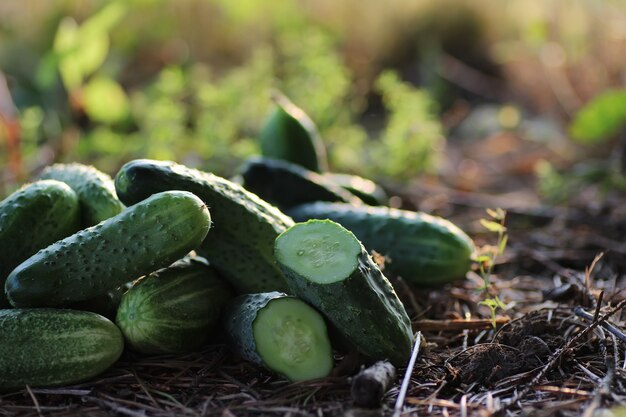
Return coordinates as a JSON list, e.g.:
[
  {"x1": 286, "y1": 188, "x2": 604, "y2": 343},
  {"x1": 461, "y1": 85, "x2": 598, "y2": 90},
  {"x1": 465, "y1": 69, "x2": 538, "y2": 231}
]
[{"x1": 476, "y1": 208, "x2": 508, "y2": 328}]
